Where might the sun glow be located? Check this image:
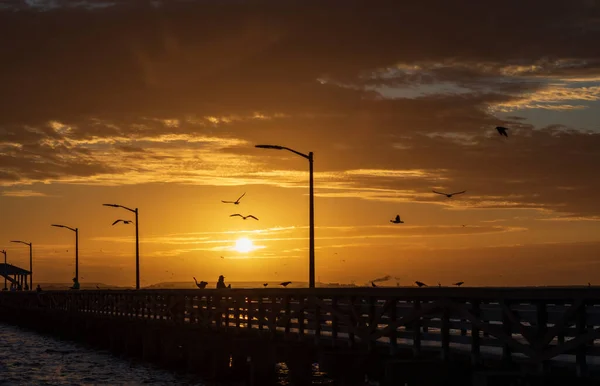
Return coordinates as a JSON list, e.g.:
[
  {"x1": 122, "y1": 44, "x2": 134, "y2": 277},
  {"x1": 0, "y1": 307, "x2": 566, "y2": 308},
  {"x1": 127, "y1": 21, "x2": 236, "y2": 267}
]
[{"x1": 234, "y1": 237, "x2": 254, "y2": 253}]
